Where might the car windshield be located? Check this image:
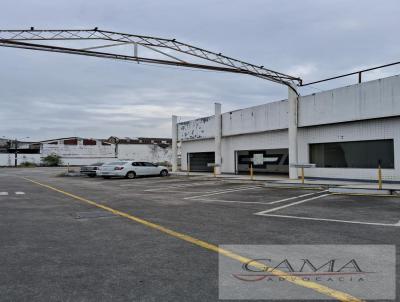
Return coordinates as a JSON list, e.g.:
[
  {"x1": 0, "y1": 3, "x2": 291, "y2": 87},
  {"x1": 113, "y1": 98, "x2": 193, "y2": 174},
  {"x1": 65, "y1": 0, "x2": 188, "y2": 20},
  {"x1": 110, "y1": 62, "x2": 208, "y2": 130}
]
[{"x1": 106, "y1": 162, "x2": 127, "y2": 165}]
